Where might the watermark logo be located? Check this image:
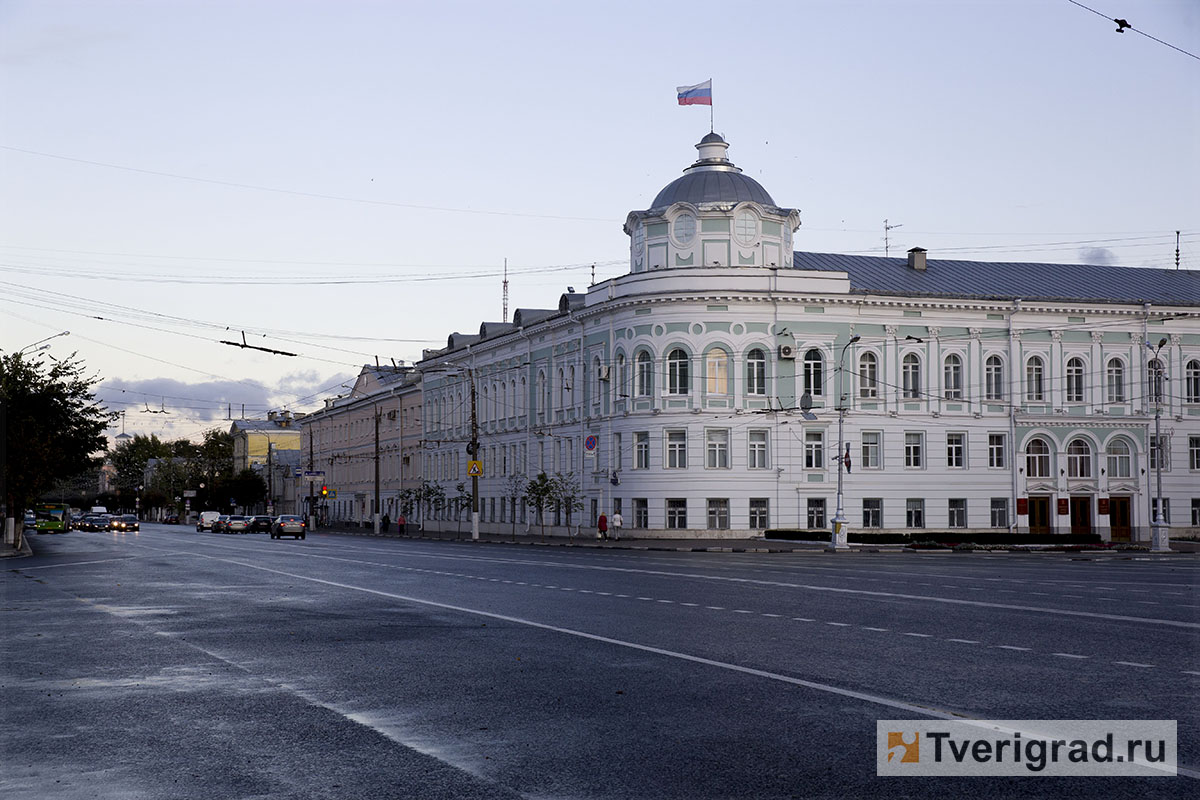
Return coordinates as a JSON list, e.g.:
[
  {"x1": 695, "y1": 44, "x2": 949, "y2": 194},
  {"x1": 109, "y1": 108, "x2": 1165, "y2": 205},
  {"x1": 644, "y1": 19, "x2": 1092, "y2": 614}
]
[
  {"x1": 877, "y1": 720, "x2": 1177, "y2": 777},
  {"x1": 886, "y1": 732, "x2": 919, "y2": 763}
]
